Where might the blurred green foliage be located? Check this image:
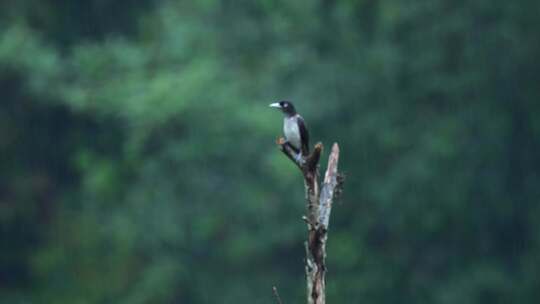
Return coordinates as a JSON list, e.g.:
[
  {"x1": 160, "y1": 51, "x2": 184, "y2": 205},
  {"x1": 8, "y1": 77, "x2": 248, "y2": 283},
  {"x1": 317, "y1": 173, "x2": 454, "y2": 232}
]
[{"x1": 1, "y1": 1, "x2": 540, "y2": 303}]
